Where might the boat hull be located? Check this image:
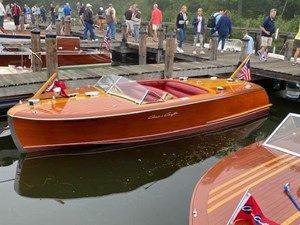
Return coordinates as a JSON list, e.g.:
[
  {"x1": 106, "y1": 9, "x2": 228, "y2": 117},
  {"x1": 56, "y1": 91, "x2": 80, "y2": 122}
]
[
  {"x1": 8, "y1": 88, "x2": 270, "y2": 152},
  {"x1": 0, "y1": 51, "x2": 111, "y2": 67}
]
